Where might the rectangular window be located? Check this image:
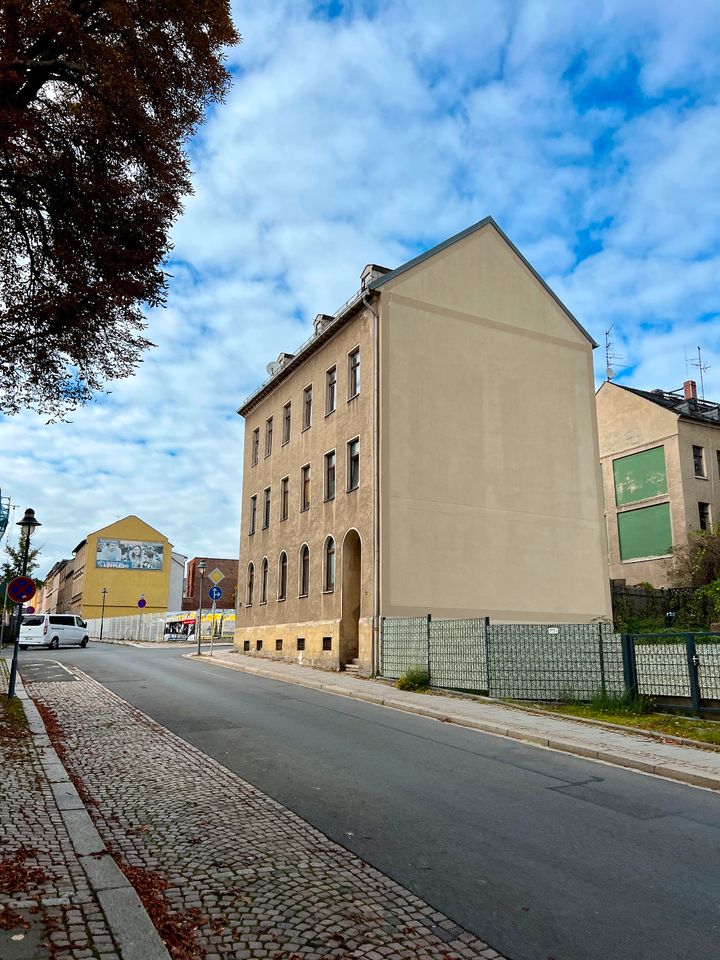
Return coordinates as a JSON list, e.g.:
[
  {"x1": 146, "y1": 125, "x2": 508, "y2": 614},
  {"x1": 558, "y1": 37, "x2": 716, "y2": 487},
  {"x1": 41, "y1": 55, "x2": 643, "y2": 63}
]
[
  {"x1": 265, "y1": 417, "x2": 273, "y2": 457},
  {"x1": 282, "y1": 402, "x2": 291, "y2": 444},
  {"x1": 280, "y1": 477, "x2": 289, "y2": 521},
  {"x1": 325, "y1": 365, "x2": 337, "y2": 415},
  {"x1": 262, "y1": 487, "x2": 271, "y2": 528},
  {"x1": 275, "y1": 638, "x2": 283, "y2": 651},
  {"x1": 699, "y1": 501, "x2": 711, "y2": 531},
  {"x1": 348, "y1": 347, "x2": 360, "y2": 399},
  {"x1": 324, "y1": 450, "x2": 336, "y2": 501},
  {"x1": 347, "y1": 438, "x2": 360, "y2": 490},
  {"x1": 249, "y1": 495, "x2": 257, "y2": 535},
  {"x1": 256, "y1": 639, "x2": 263, "y2": 651},
  {"x1": 303, "y1": 385, "x2": 312, "y2": 430},
  {"x1": 251, "y1": 428, "x2": 260, "y2": 466},
  {"x1": 693, "y1": 445, "x2": 706, "y2": 477},
  {"x1": 297, "y1": 637, "x2": 305, "y2": 651},
  {"x1": 301, "y1": 464, "x2": 311, "y2": 511},
  {"x1": 243, "y1": 640, "x2": 250, "y2": 652},
  {"x1": 322, "y1": 636, "x2": 332, "y2": 651}
]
